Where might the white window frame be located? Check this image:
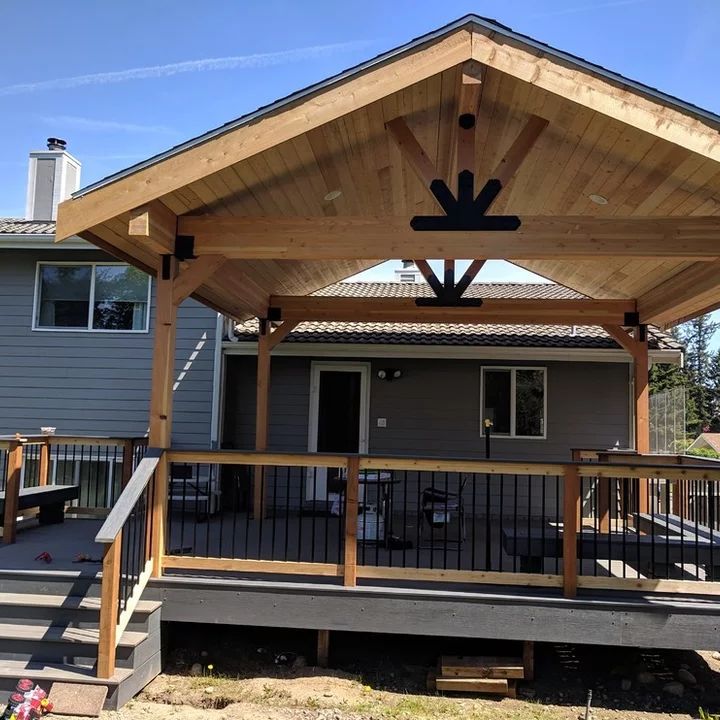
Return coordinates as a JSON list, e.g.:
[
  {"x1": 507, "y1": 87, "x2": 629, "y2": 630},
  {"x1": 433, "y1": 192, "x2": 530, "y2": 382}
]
[
  {"x1": 480, "y1": 366, "x2": 547, "y2": 440},
  {"x1": 32, "y1": 261, "x2": 151, "y2": 334}
]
